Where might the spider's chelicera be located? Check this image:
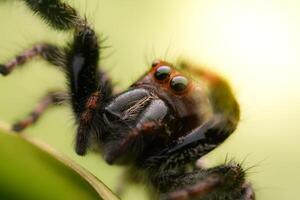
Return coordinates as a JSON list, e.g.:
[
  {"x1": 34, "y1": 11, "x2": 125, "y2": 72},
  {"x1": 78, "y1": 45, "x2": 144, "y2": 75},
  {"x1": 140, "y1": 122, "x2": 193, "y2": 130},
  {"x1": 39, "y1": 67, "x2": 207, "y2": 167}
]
[{"x1": 0, "y1": 1, "x2": 255, "y2": 200}]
